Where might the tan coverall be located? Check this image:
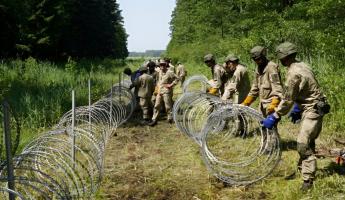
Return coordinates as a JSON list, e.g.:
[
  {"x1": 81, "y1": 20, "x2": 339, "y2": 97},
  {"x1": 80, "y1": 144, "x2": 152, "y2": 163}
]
[
  {"x1": 222, "y1": 64, "x2": 250, "y2": 103},
  {"x1": 248, "y1": 61, "x2": 284, "y2": 117},
  {"x1": 176, "y1": 64, "x2": 187, "y2": 87},
  {"x1": 168, "y1": 63, "x2": 175, "y2": 73},
  {"x1": 152, "y1": 70, "x2": 179, "y2": 121},
  {"x1": 210, "y1": 64, "x2": 228, "y2": 96},
  {"x1": 133, "y1": 73, "x2": 154, "y2": 119},
  {"x1": 275, "y1": 62, "x2": 326, "y2": 181}
]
